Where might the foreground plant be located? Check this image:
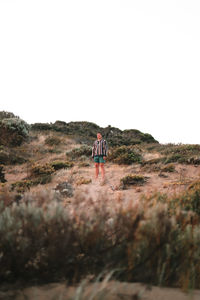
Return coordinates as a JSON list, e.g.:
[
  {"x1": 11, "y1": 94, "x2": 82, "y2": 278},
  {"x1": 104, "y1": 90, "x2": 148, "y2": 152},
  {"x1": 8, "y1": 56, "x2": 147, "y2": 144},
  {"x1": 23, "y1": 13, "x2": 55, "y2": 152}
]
[{"x1": 1, "y1": 186, "x2": 200, "y2": 290}]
